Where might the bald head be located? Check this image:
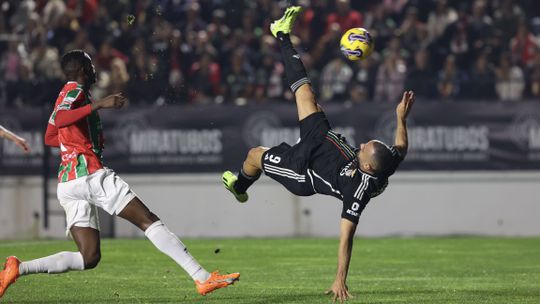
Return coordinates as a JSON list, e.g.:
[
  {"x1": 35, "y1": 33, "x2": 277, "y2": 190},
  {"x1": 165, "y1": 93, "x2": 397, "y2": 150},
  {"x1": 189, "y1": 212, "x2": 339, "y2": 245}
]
[{"x1": 358, "y1": 140, "x2": 394, "y2": 177}]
